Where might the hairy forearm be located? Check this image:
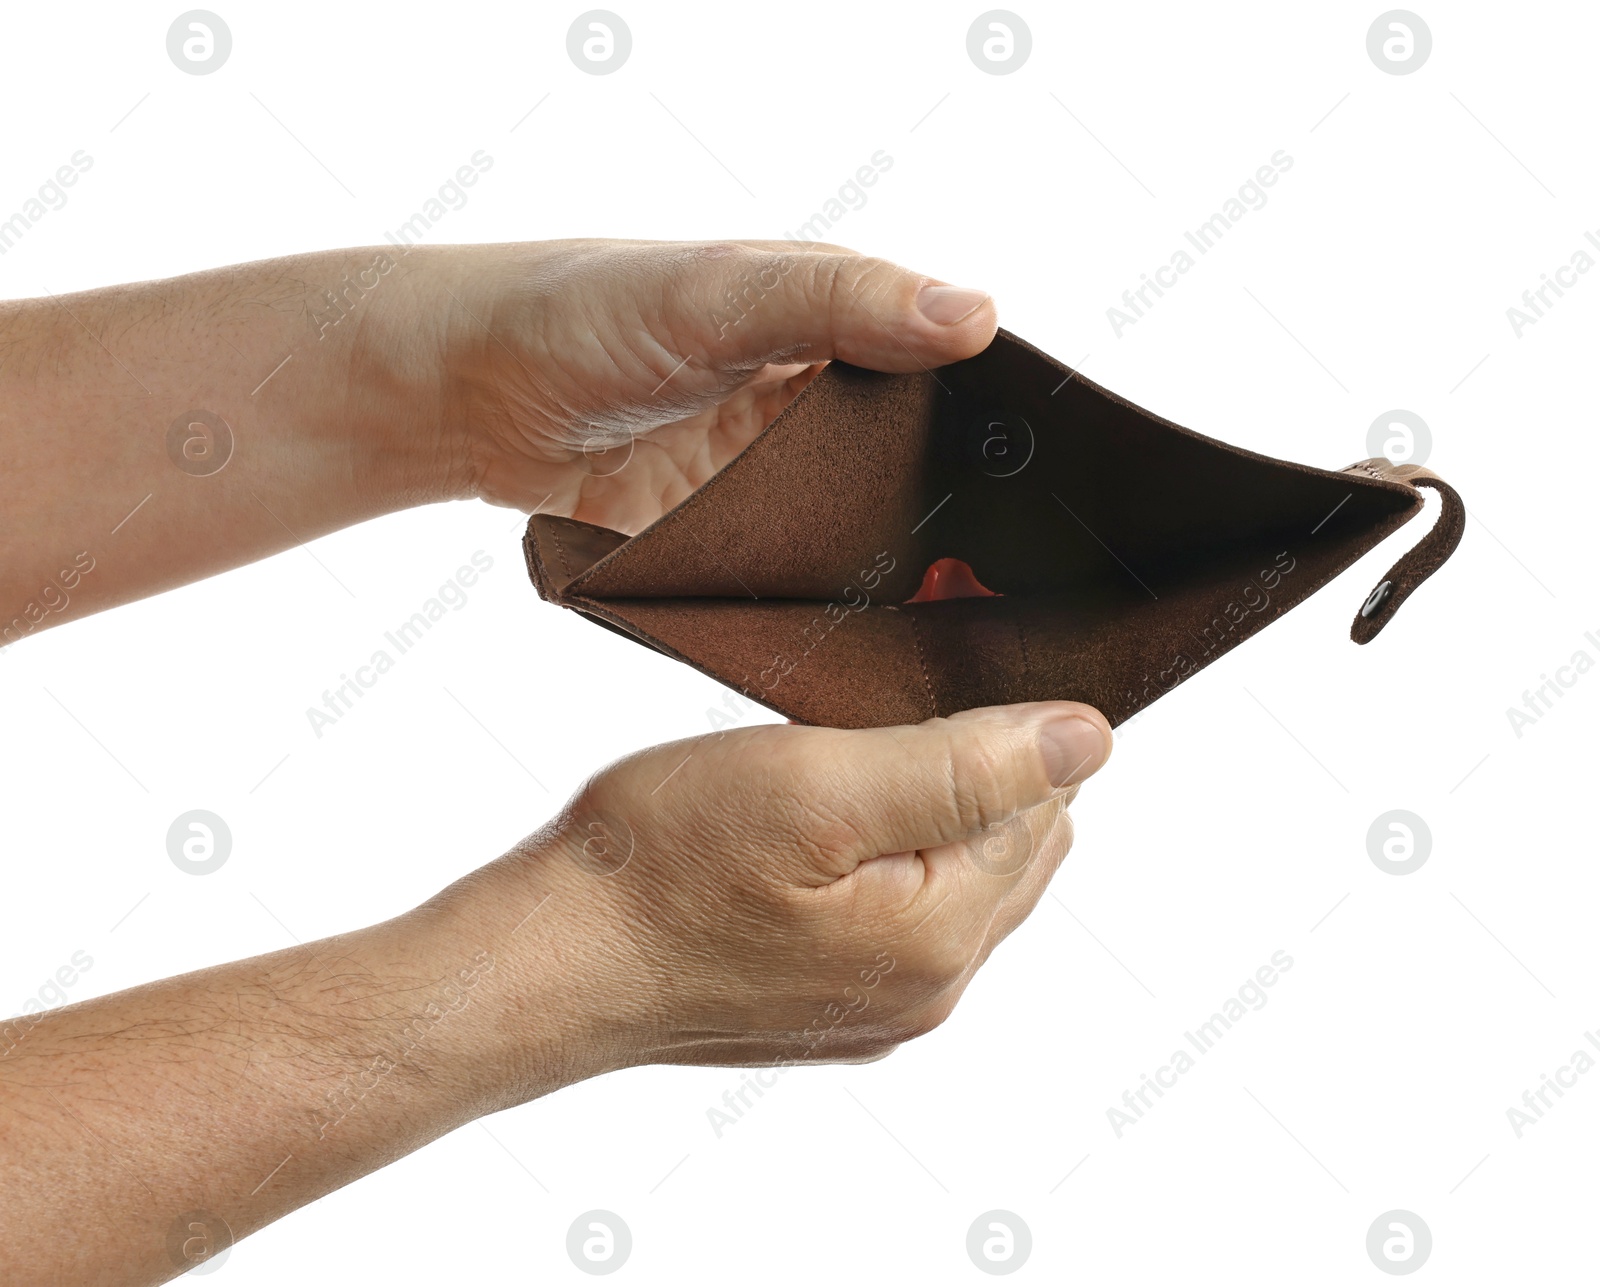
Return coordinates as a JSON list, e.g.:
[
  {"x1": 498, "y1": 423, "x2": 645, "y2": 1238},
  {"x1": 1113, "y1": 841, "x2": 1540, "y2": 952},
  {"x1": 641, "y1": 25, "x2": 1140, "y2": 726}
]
[
  {"x1": 0, "y1": 849, "x2": 604, "y2": 1285},
  {"x1": 0, "y1": 249, "x2": 458, "y2": 639}
]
